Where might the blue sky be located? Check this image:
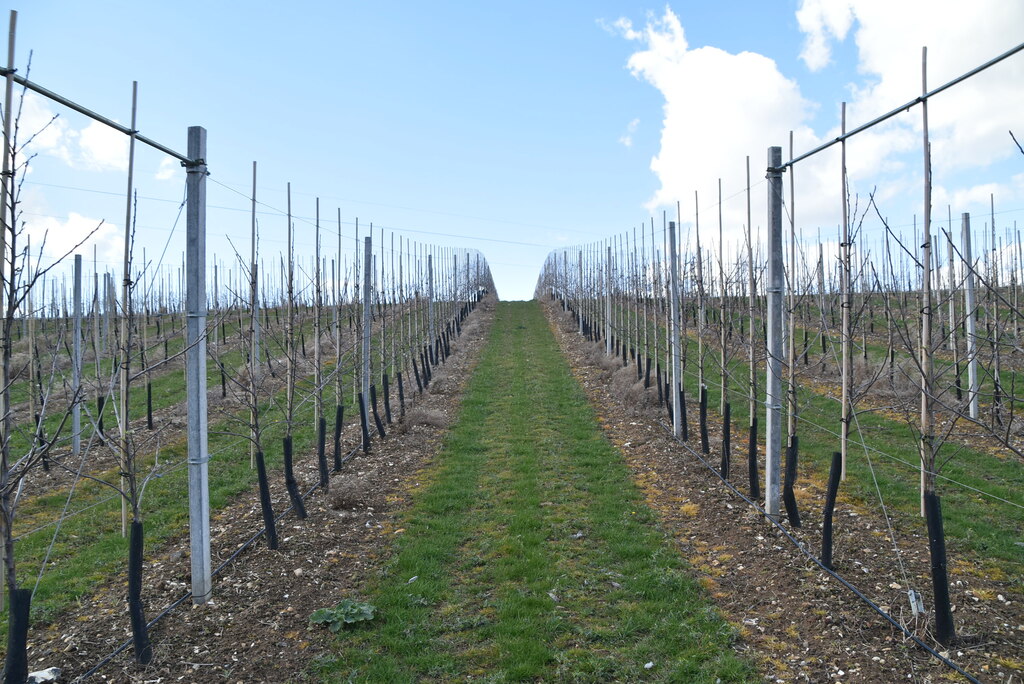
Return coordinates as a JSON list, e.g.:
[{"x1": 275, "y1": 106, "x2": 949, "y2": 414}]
[{"x1": 9, "y1": 1, "x2": 1024, "y2": 300}]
